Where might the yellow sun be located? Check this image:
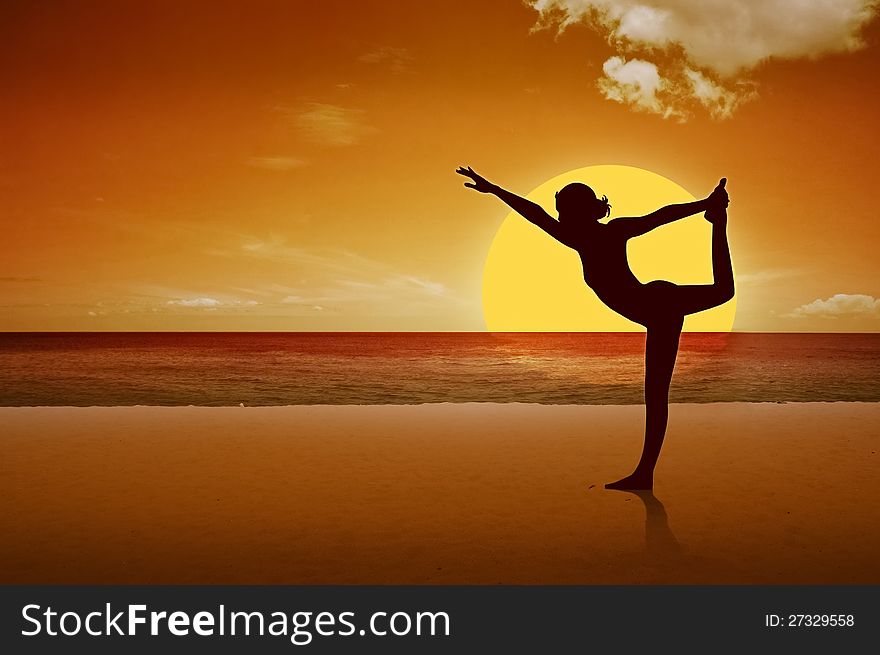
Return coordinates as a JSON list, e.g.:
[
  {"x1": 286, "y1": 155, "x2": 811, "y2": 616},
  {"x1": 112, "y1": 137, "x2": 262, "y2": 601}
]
[{"x1": 482, "y1": 165, "x2": 736, "y2": 332}]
